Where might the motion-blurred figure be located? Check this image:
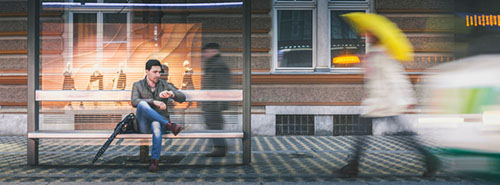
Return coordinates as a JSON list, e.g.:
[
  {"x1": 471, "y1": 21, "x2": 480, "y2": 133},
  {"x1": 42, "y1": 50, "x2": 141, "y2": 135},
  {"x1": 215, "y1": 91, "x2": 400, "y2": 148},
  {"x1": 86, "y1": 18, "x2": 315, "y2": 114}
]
[
  {"x1": 339, "y1": 13, "x2": 440, "y2": 177},
  {"x1": 421, "y1": 55, "x2": 500, "y2": 182},
  {"x1": 201, "y1": 43, "x2": 231, "y2": 157}
]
